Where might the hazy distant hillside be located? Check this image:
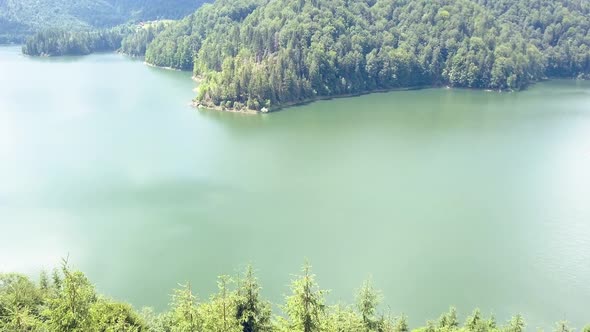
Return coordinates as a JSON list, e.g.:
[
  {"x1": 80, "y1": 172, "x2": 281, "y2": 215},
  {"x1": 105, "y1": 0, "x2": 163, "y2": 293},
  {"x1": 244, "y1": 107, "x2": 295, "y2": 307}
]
[{"x1": 0, "y1": 0, "x2": 207, "y2": 43}]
